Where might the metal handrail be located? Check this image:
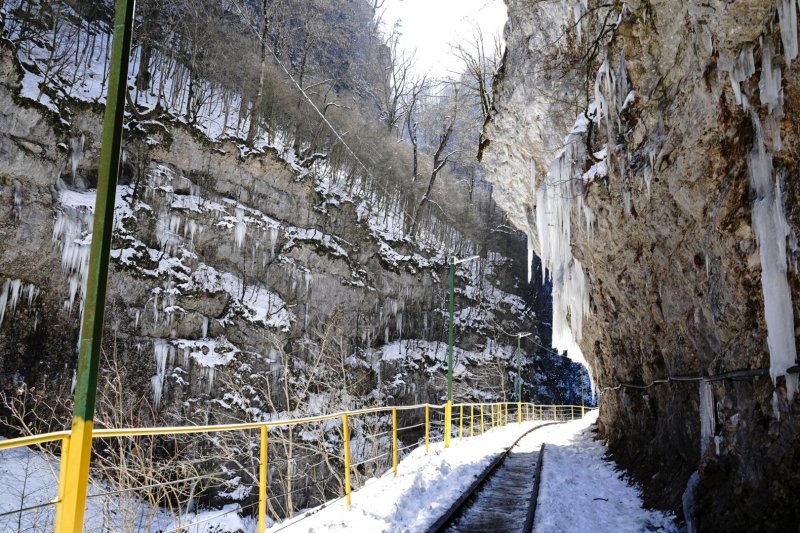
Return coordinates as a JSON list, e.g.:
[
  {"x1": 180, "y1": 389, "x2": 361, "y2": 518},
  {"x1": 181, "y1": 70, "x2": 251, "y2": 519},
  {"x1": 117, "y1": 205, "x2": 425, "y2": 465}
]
[{"x1": 0, "y1": 401, "x2": 592, "y2": 532}]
